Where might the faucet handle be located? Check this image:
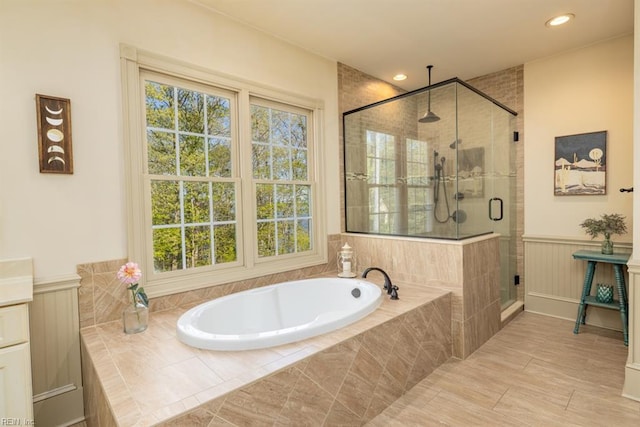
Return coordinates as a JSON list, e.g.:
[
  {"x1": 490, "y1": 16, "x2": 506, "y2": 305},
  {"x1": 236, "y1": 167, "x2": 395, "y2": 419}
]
[{"x1": 390, "y1": 285, "x2": 399, "y2": 300}]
